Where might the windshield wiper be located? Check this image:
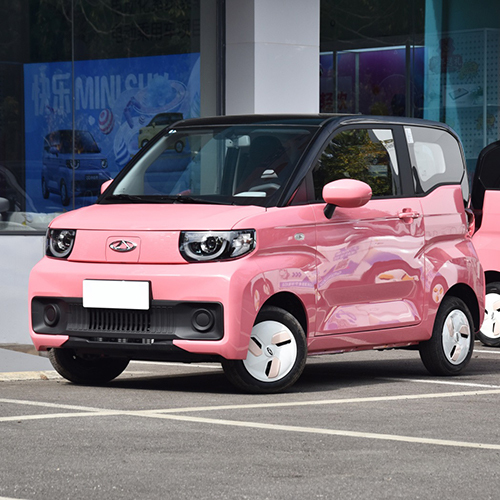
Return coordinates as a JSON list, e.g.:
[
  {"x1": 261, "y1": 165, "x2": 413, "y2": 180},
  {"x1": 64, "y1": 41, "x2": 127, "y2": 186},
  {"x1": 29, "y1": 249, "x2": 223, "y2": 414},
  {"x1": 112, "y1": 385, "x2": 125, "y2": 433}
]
[
  {"x1": 161, "y1": 195, "x2": 233, "y2": 205},
  {"x1": 171, "y1": 195, "x2": 213, "y2": 204},
  {"x1": 103, "y1": 194, "x2": 232, "y2": 205},
  {"x1": 103, "y1": 194, "x2": 151, "y2": 203}
]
